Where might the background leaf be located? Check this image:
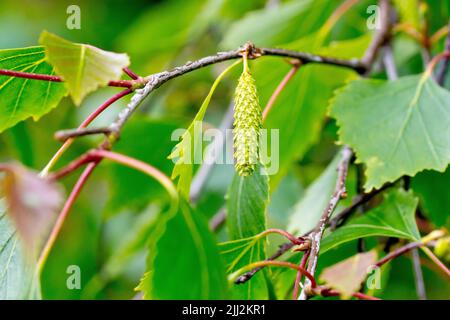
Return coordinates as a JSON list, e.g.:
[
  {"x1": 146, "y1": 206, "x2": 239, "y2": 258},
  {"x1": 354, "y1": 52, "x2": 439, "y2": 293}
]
[
  {"x1": 288, "y1": 149, "x2": 347, "y2": 236},
  {"x1": 107, "y1": 117, "x2": 181, "y2": 215},
  {"x1": 0, "y1": 199, "x2": 39, "y2": 299},
  {"x1": 320, "y1": 250, "x2": 377, "y2": 299},
  {"x1": 218, "y1": 236, "x2": 268, "y2": 299},
  {"x1": 0, "y1": 46, "x2": 67, "y2": 133},
  {"x1": 321, "y1": 189, "x2": 420, "y2": 254},
  {"x1": 39, "y1": 31, "x2": 130, "y2": 105},
  {"x1": 412, "y1": 168, "x2": 450, "y2": 227},
  {"x1": 330, "y1": 75, "x2": 450, "y2": 191},
  {"x1": 225, "y1": 167, "x2": 269, "y2": 298},
  {"x1": 169, "y1": 61, "x2": 240, "y2": 198},
  {"x1": 226, "y1": 166, "x2": 269, "y2": 239},
  {"x1": 138, "y1": 200, "x2": 227, "y2": 299},
  {"x1": 1, "y1": 163, "x2": 63, "y2": 252}
]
